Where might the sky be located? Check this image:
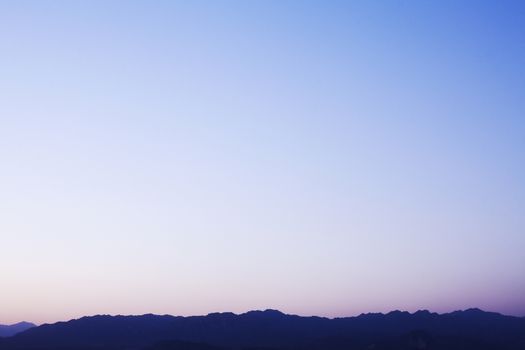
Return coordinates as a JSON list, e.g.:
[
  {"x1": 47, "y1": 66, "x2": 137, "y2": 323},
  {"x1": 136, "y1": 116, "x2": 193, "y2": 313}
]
[{"x1": 0, "y1": 0, "x2": 524, "y2": 325}]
